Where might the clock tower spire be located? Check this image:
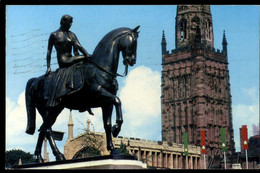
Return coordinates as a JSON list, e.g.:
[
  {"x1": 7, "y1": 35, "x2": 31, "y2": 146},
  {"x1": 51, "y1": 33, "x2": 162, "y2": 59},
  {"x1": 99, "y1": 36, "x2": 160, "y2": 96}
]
[{"x1": 175, "y1": 5, "x2": 214, "y2": 49}]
